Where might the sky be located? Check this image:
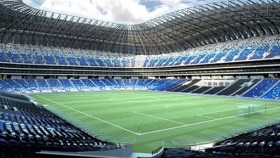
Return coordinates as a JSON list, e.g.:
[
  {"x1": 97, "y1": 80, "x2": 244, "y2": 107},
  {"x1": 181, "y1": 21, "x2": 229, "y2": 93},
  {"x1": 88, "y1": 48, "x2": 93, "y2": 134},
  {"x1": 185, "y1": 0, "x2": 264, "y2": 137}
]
[{"x1": 23, "y1": 0, "x2": 218, "y2": 24}]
